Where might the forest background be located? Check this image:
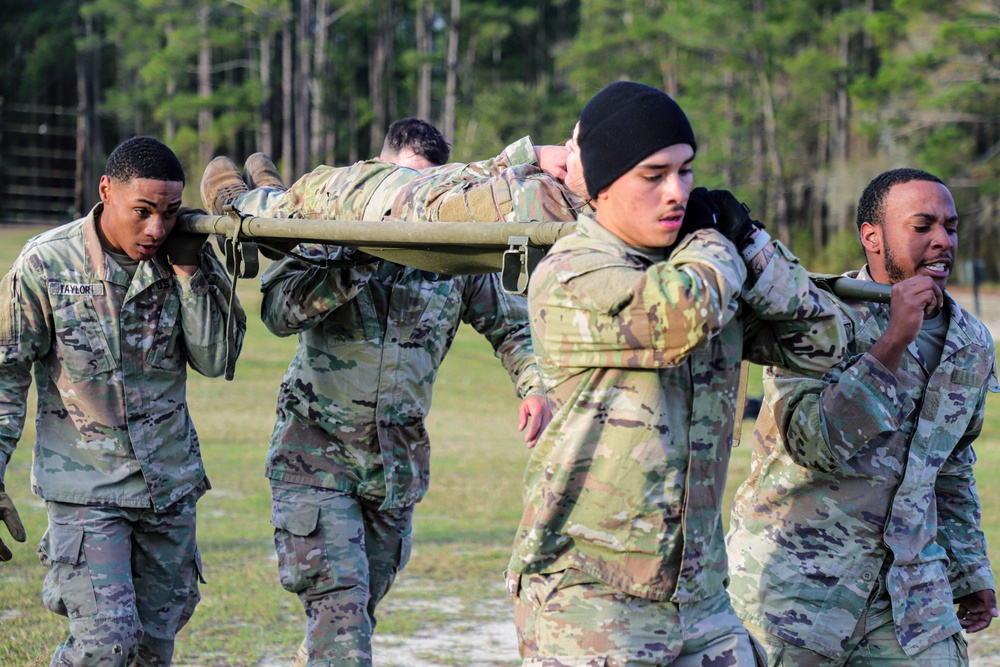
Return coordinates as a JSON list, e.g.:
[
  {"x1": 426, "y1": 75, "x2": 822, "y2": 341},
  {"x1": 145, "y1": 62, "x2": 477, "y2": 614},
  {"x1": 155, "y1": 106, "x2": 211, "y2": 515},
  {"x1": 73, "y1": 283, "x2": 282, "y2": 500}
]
[
  {"x1": 2, "y1": 1, "x2": 1000, "y2": 665},
  {"x1": 1, "y1": 0, "x2": 999, "y2": 278}
]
